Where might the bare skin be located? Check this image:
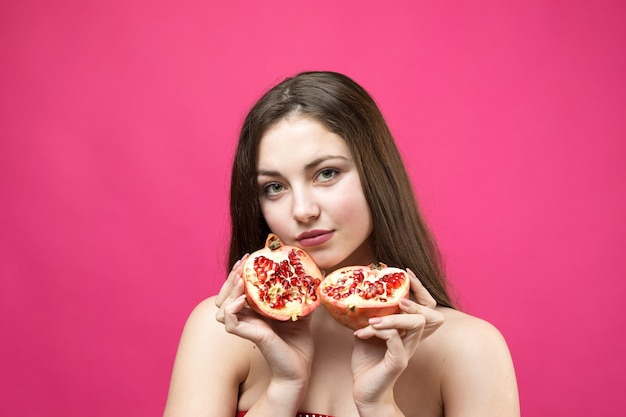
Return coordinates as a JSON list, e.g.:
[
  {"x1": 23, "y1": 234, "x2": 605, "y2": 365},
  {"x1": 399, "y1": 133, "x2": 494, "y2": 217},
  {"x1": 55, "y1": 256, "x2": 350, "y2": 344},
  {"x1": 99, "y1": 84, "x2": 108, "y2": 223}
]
[
  {"x1": 163, "y1": 117, "x2": 519, "y2": 416},
  {"x1": 163, "y1": 261, "x2": 519, "y2": 417}
]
